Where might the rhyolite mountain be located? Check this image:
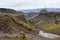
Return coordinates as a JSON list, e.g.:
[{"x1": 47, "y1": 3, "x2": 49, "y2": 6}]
[
  {"x1": 0, "y1": 8, "x2": 60, "y2": 40},
  {"x1": 28, "y1": 9, "x2": 60, "y2": 35}
]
